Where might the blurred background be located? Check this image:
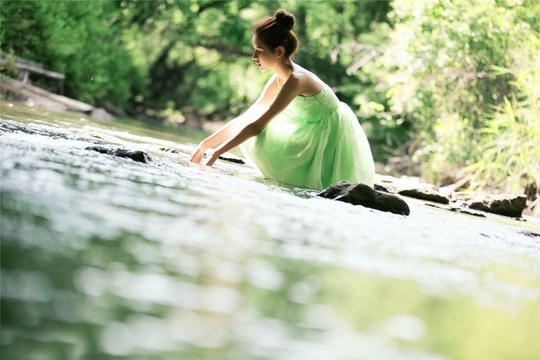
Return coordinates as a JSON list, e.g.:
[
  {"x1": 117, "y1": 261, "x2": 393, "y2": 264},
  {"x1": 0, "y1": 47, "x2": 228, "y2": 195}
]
[{"x1": 1, "y1": 0, "x2": 539, "y2": 192}]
